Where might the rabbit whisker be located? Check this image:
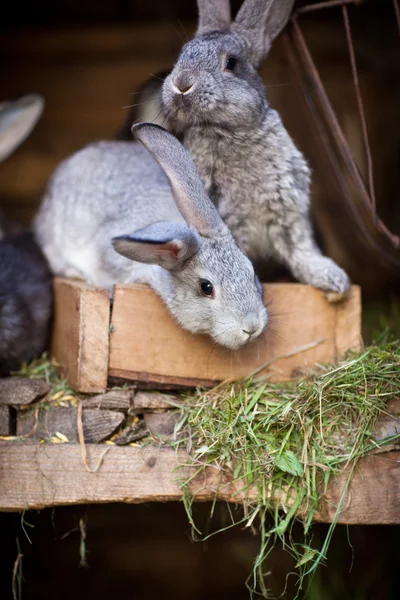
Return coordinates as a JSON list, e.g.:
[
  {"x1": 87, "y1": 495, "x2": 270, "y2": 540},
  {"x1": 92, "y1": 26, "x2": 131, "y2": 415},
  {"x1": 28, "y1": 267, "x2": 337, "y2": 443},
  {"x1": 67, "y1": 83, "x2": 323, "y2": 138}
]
[{"x1": 150, "y1": 73, "x2": 167, "y2": 82}]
